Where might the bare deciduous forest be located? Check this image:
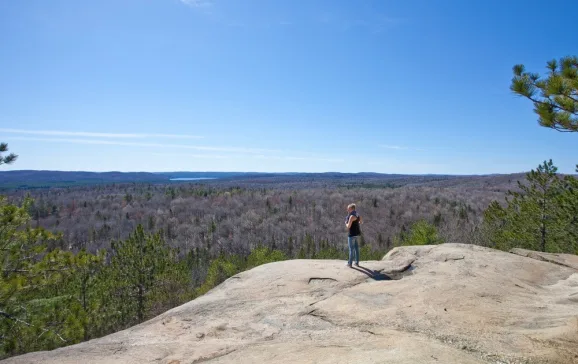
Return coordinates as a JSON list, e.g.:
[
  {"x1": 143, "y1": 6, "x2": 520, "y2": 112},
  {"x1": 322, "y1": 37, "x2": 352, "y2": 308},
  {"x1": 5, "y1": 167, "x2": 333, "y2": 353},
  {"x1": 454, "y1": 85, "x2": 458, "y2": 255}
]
[{"x1": 6, "y1": 173, "x2": 523, "y2": 257}]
